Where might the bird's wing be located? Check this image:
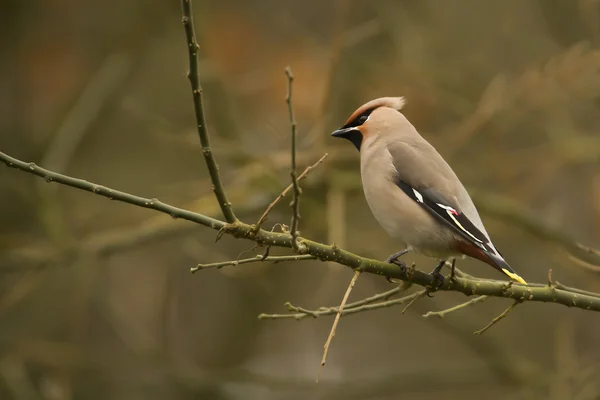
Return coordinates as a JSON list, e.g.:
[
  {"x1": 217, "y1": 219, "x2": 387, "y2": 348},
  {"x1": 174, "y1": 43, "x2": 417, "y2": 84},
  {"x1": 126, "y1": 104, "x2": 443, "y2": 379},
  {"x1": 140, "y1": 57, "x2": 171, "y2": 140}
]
[
  {"x1": 387, "y1": 141, "x2": 526, "y2": 284},
  {"x1": 386, "y1": 140, "x2": 489, "y2": 238},
  {"x1": 393, "y1": 178, "x2": 501, "y2": 257}
]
